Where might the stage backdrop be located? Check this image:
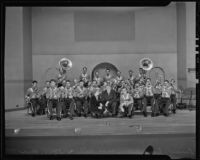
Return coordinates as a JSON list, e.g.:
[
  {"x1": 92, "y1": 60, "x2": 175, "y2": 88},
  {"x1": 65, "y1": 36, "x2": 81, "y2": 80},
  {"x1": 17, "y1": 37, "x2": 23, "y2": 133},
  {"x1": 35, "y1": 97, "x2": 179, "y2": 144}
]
[{"x1": 32, "y1": 5, "x2": 177, "y2": 87}]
